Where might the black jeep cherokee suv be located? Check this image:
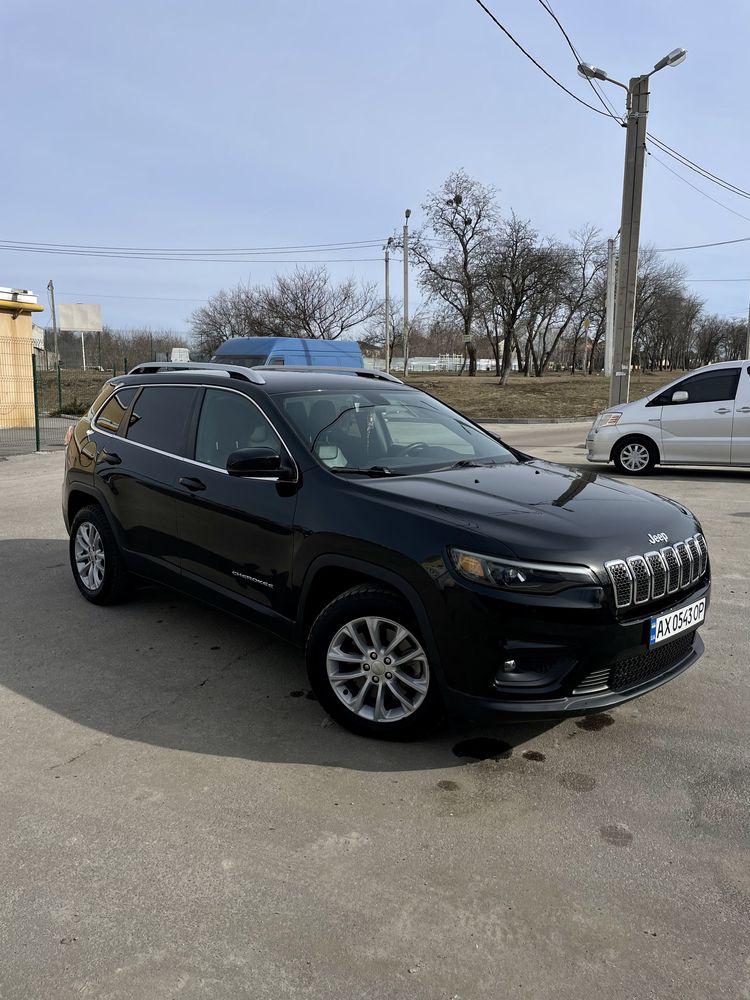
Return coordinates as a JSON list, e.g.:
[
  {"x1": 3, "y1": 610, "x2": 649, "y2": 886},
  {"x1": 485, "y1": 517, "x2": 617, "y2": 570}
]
[{"x1": 63, "y1": 362, "x2": 710, "y2": 739}]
